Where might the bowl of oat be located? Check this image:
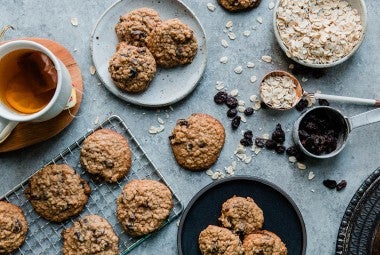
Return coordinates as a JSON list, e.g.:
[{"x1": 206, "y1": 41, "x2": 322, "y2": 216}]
[{"x1": 273, "y1": 0, "x2": 367, "y2": 68}]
